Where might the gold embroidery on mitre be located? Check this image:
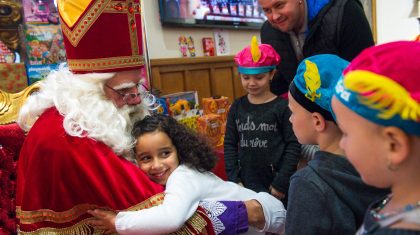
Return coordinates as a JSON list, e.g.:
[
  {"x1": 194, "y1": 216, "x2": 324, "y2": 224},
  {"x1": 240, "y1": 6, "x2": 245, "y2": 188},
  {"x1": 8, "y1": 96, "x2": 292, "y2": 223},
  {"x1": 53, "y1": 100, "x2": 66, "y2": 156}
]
[
  {"x1": 58, "y1": 0, "x2": 94, "y2": 27},
  {"x1": 60, "y1": 0, "x2": 142, "y2": 54},
  {"x1": 67, "y1": 55, "x2": 144, "y2": 72},
  {"x1": 17, "y1": 193, "x2": 162, "y2": 224},
  {"x1": 60, "y1": 0, "x2": 110, "y2": 47}
]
